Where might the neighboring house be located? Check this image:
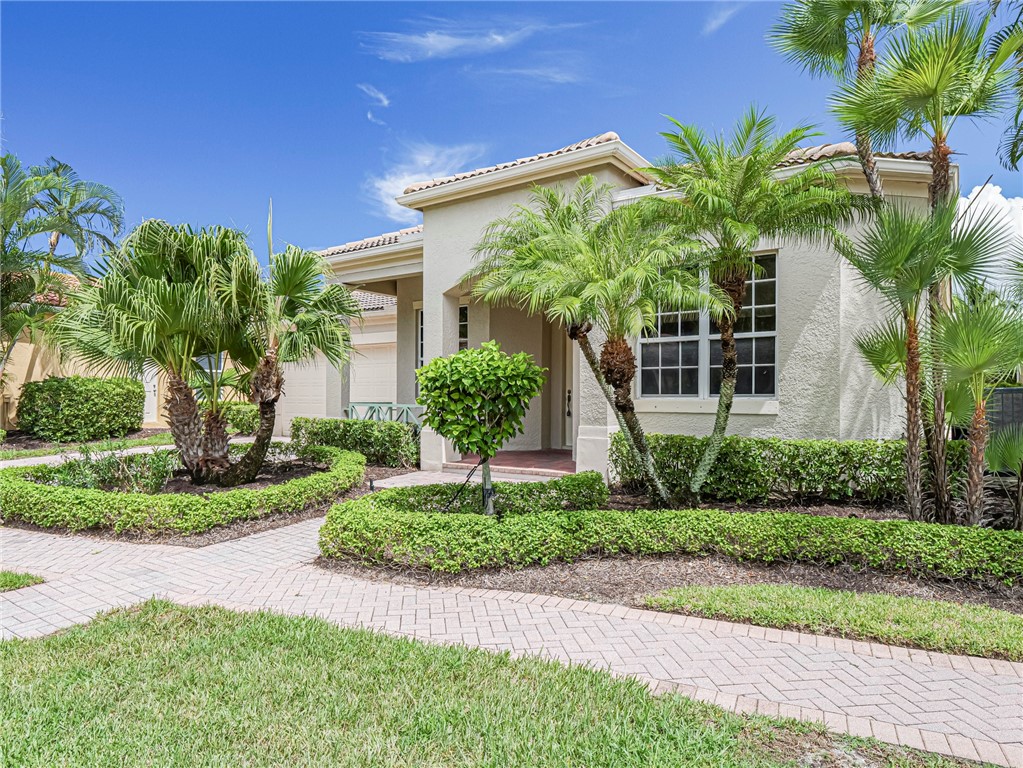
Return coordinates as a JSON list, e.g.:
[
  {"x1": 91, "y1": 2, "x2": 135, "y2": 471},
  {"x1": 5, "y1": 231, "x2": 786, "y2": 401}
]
[{"x1": 287, "y1": 131, "x2": 946, "y2": 475}]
